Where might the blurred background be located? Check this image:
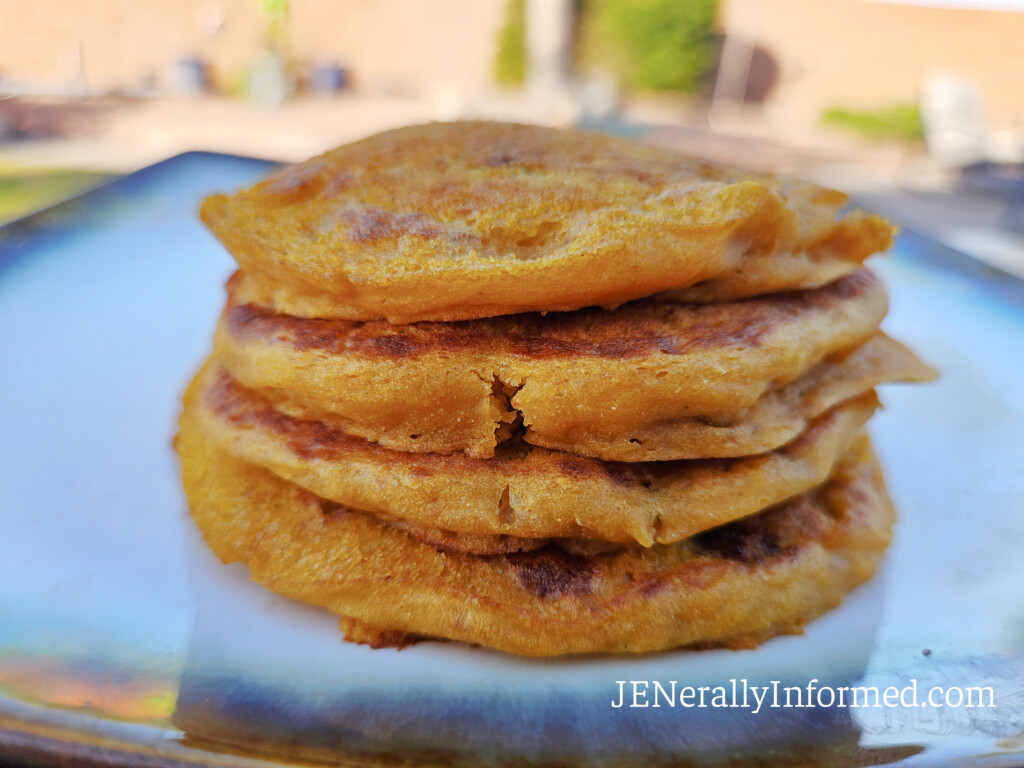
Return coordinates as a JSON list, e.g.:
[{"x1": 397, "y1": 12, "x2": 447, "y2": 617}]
[{"x1": 1, "y1": 0, "x2": 1022, "y2": 273}]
